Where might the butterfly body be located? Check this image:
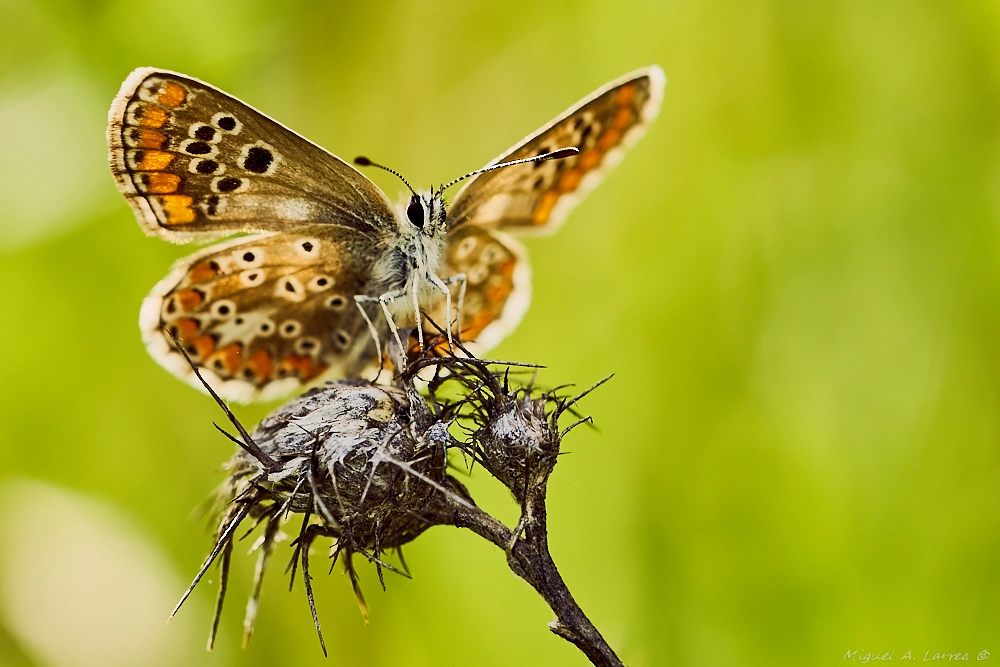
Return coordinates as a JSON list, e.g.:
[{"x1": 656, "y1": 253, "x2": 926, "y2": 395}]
[
  {"x1": 109, "y1": 66, "x2": 665, "y2": 402},
  {"x1": 368, "y1": 193, "x2": 448, "y2": 318}
]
